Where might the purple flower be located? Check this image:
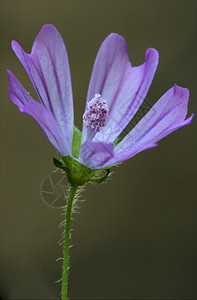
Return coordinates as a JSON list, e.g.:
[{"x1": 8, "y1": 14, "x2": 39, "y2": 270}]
[{"x1": 8, "y1": 25, "x2": 193, "y2": 170}]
